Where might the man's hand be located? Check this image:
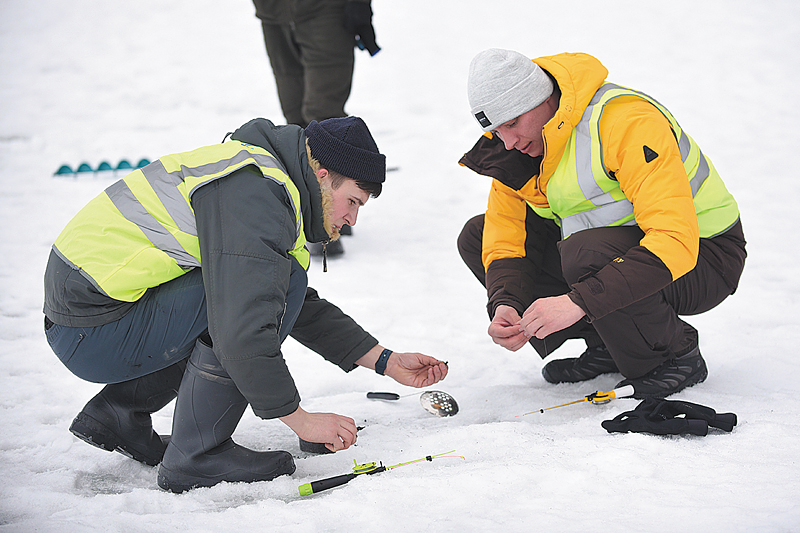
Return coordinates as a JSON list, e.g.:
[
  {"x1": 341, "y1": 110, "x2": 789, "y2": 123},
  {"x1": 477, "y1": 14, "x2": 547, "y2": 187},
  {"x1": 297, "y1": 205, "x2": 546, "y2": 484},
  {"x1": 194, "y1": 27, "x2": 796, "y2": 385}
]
[
  {"x1": 519, "y1": 294, "x2": 586, "y2": 339},
  {"x1": 280, "y1": 406, "x2": 357, "y2": 453},
  {"x1": 488, "y1": 305, "x2": 528, "y2": 351},
  {"x1": 385, "y1": 352, "x2": 448, "y2": 388},
  {"x1": 356, "y1": 346, "x2": 448, "y2": 387}
]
